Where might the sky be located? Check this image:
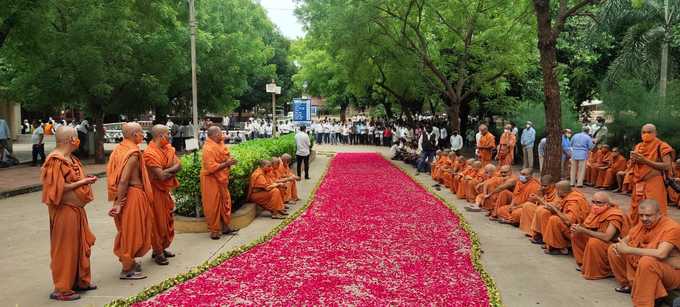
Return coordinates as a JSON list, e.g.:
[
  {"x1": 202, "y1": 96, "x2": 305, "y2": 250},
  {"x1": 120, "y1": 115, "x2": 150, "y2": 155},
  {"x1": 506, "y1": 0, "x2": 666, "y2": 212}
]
[{"x1": 259, "y1": 0, "x2": 305, "y2": 39}]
